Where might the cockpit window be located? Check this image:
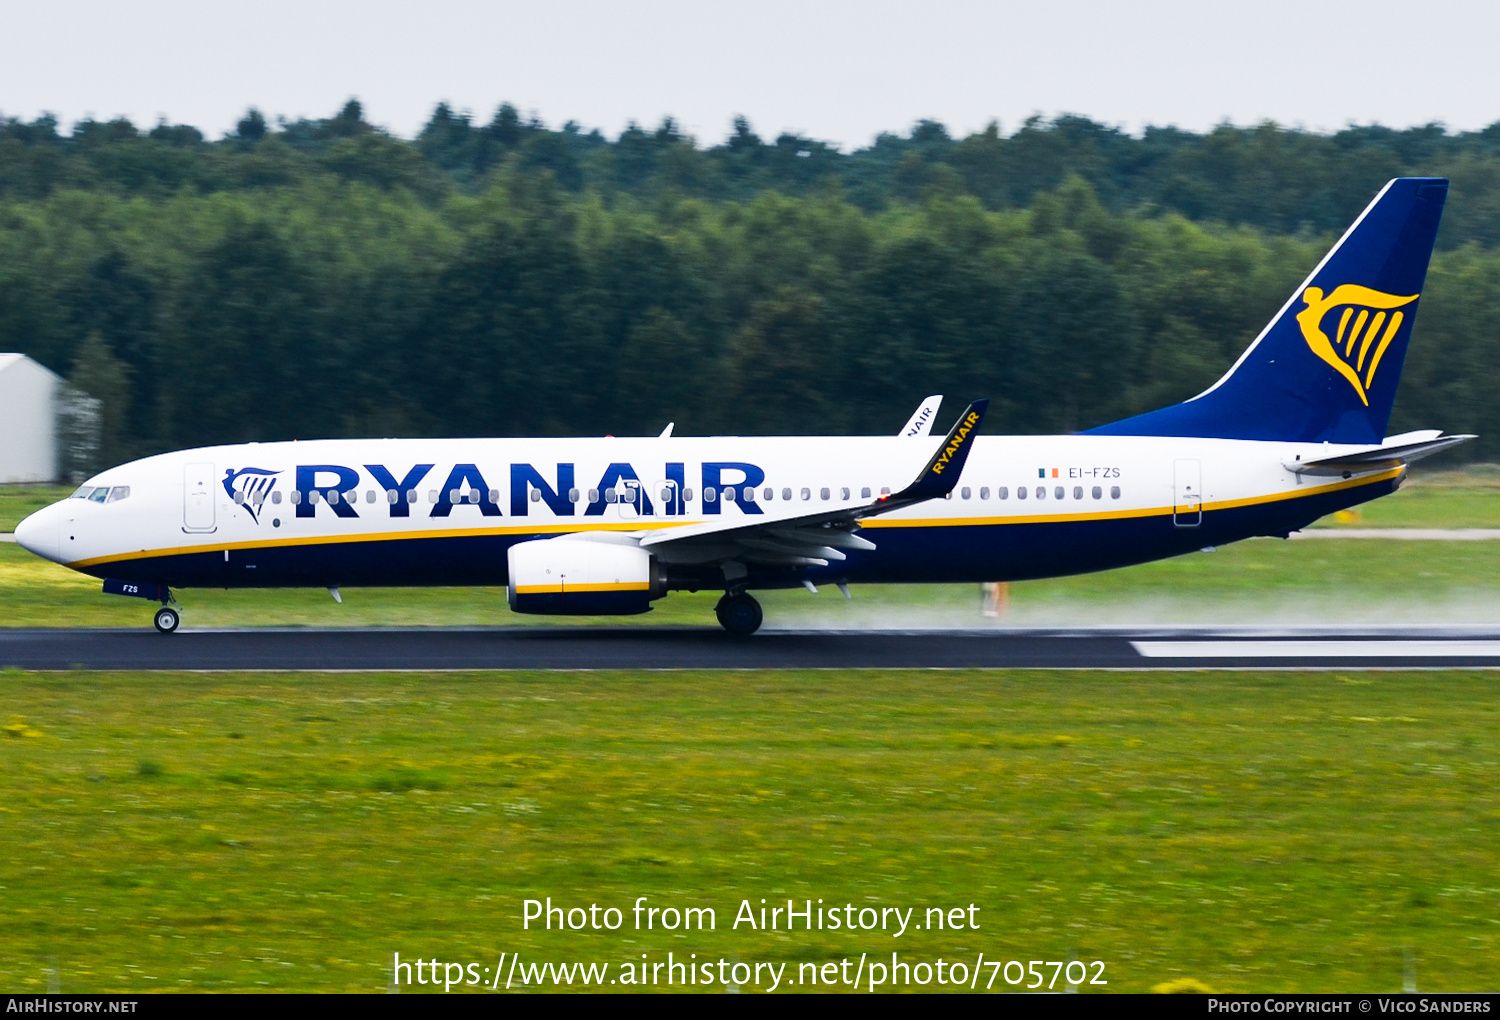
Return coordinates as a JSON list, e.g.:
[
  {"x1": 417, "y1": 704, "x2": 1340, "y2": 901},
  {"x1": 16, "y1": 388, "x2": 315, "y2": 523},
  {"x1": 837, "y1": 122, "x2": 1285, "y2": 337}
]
[{"x1": 72, "y1": 485, "x2": 130, "y2": 503}]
